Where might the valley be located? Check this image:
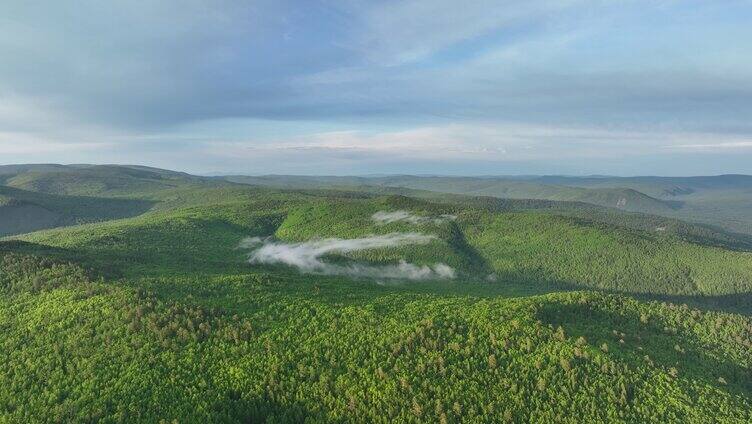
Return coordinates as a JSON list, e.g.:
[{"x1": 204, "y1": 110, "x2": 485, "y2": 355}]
[{"x1": 1, "y1": 165, "x2": 751, "y2": 422}]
